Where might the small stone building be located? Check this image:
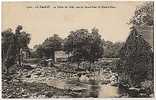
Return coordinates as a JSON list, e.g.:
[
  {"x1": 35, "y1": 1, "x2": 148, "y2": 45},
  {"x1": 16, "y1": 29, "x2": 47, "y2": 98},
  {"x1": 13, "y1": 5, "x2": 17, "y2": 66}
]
[{"x1": 54, "y1": 50, "x2": 70, "y2": 62}]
